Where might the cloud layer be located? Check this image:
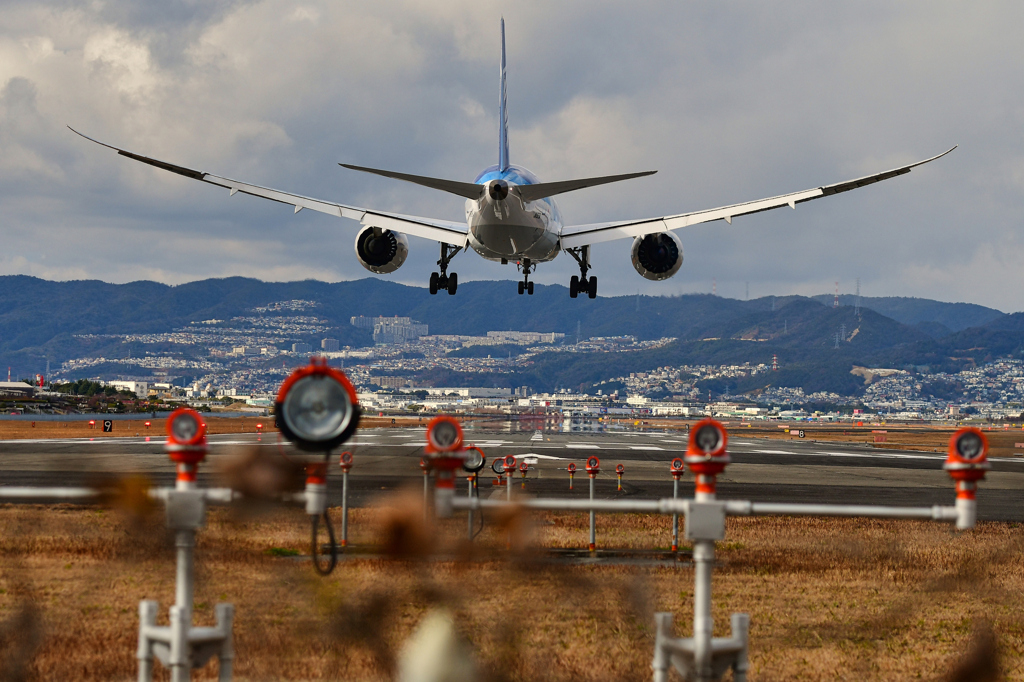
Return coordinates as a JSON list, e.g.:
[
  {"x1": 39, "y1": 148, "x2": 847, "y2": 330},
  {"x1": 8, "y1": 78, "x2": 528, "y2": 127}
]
[{"x1": 0, "y1": 1, "x2": 1021, "y2": 310}]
